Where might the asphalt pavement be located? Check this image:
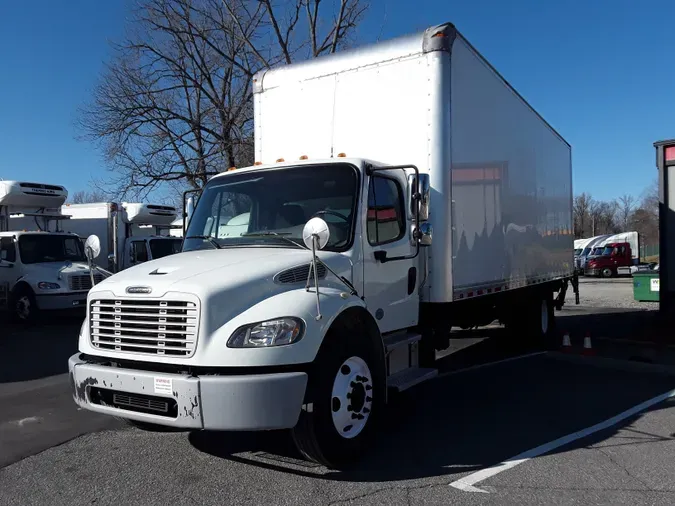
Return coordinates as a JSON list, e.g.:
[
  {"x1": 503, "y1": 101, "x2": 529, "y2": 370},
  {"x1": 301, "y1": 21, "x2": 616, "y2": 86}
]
[{"x1": 1, "y1": 279, "x2": 674, "y2": 505}]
